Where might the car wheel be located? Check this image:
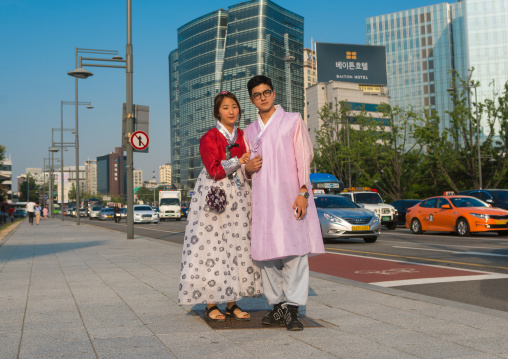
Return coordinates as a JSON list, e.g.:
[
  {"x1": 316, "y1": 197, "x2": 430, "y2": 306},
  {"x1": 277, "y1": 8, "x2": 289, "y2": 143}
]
[
  {"x1": 363, "y1": 237, "x2": 377, "y2": 243},
  {"x1": 177, "y1": 218, "x2": 181, "y2": 221},
  {"x1": 497, "y1": 230, "x2": 508, "y2": 236},
  {"x1": 455, "y1": 218, "x2": 471, "y2": 237},
  {"x1": 386, "y1": 223, "x2": 397, "y2": 230},
  {"x1": 410, "y1": 218, "x2": 423, "y2": 234}
]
